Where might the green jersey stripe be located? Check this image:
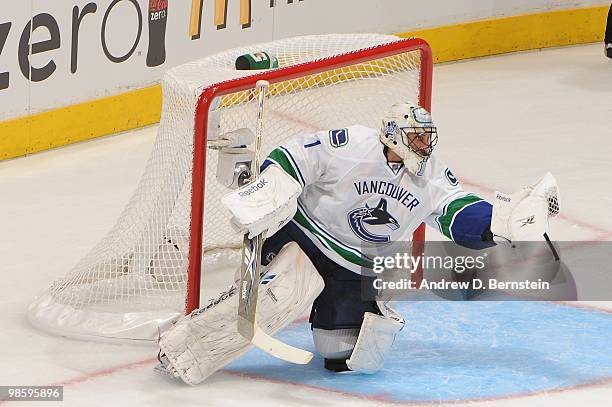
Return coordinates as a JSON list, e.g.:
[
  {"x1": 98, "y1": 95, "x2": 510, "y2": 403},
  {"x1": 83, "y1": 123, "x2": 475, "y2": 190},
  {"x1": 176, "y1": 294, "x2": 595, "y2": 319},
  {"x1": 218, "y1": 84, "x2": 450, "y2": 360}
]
[
  {"x1": 268, "y1": 148, "x2": 303, "y2": 186},
  {"x1": 296, "y1": 201, "x2": 368, "y2": 260},
  {"x1": 293, "y1": 207, "x2": 373, "y2": 268}
]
